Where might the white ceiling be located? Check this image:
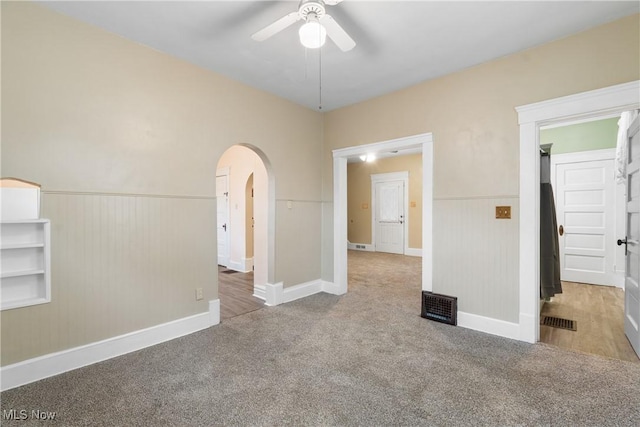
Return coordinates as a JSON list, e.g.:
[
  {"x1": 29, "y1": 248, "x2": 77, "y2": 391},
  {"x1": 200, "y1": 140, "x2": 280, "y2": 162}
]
[{"x1": 39, "y1": 1, "x2": 639, "y2": 112}]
